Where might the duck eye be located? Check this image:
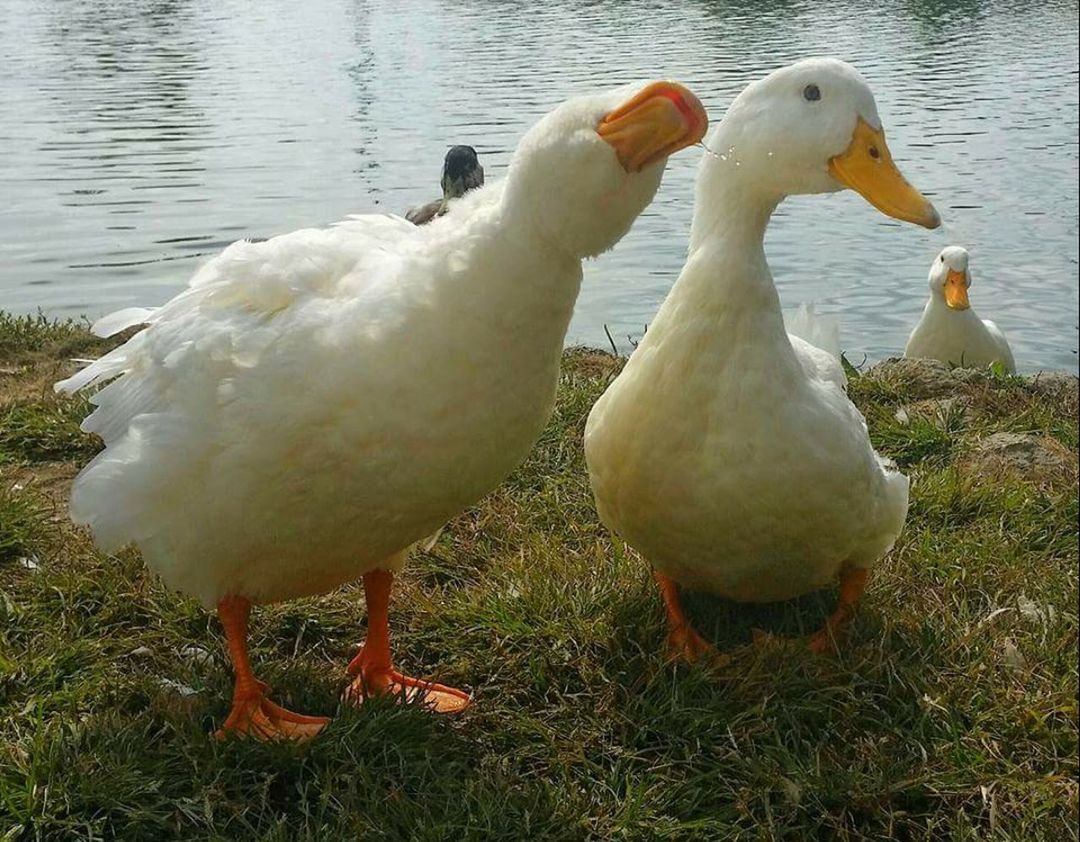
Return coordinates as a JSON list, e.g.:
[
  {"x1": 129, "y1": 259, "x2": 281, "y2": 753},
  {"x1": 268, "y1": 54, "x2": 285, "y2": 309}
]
[
  {"x1": 803, "y1": 84, "x2": 821, "y2": 102},
  {"x1": 869, "y1": 146, "x2": 881, "y2": 159}
]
